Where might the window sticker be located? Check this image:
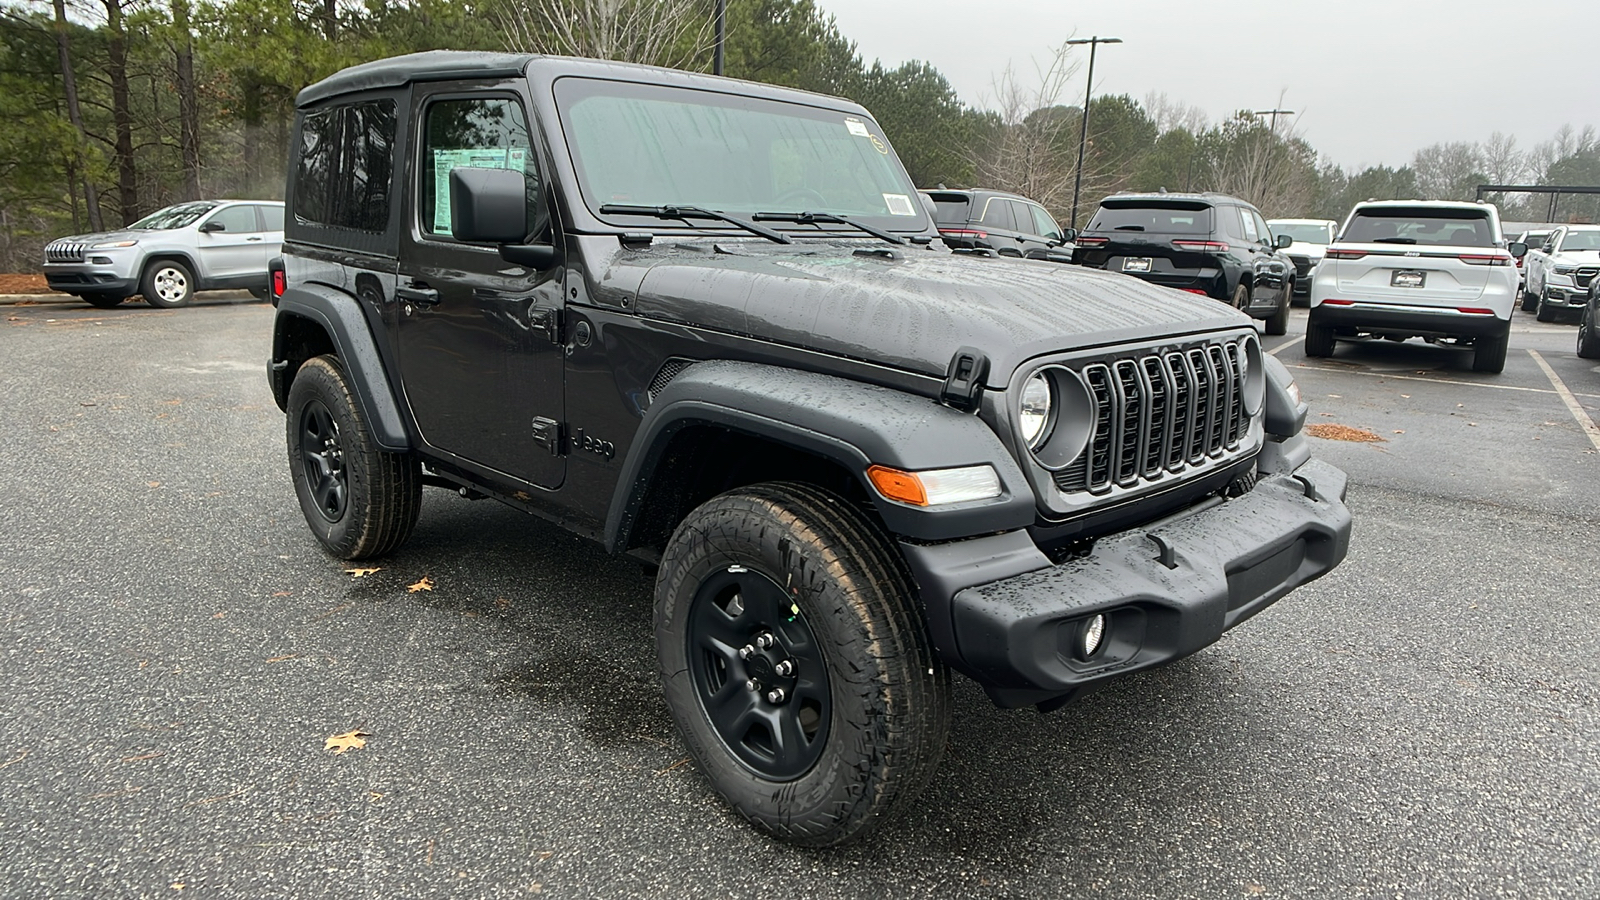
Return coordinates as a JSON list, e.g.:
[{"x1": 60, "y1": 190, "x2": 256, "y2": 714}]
[
  {"x1": 432, "y1": 147, "x2": 526, "y2": 234},
  {"x1": 868, "y1": 134, "x2": 889, "y2": 155},
  {"x1": 844, "y1": 117, "x2": 871, "y2": 138},
  {"x1": 883, "y1": 193, "x2": 916, "y2": 216}
]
